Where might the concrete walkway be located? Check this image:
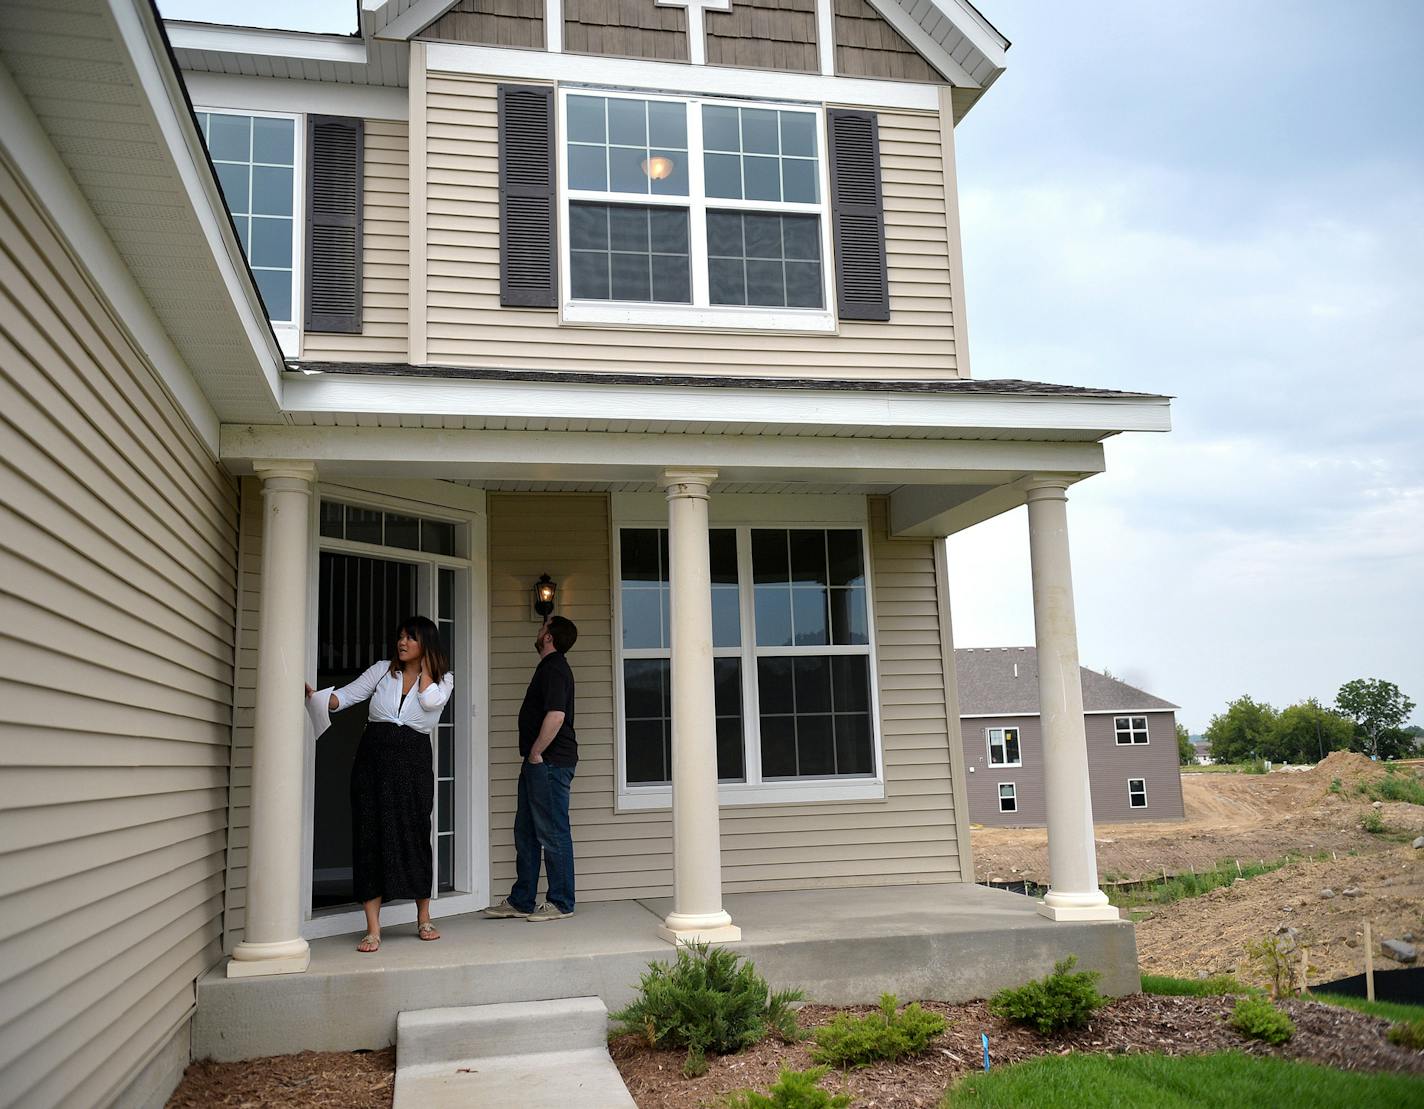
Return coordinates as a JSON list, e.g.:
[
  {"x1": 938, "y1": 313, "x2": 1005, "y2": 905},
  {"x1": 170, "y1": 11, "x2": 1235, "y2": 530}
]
[{"x1": 394, "y1": 997, "x2": 635, "y2": 1108}]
